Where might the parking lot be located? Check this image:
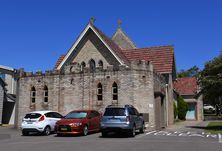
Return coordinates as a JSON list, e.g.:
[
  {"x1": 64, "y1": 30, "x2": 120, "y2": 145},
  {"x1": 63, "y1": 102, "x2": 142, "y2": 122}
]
[{"x1": 0, "y1": 126, "x2": 221, "y2": 151}]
